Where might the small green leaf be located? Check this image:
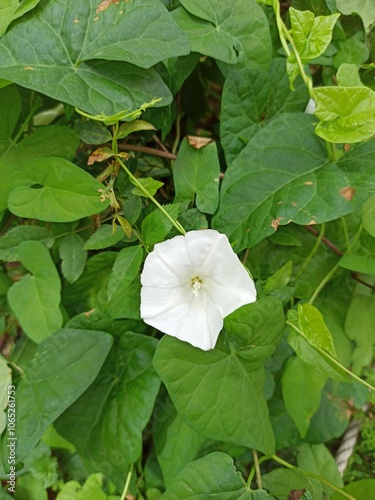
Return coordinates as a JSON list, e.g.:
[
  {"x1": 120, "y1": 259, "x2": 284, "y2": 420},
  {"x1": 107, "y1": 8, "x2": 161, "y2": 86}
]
[
  {"x1": 142, "y1": 204, "x2": 180, "y2": 246},
  {"x1": 7, "y1": 241, "x2": 63, "y2": 343},
  {"x1": 281, "y1": 356, "x2": 327, "y2": 437},
  {"x1": 345, "y1": 295, "x2": 375, "y2": 374},
  {"x1": 83, "y1": 225, "x2": 125, "y2": 250},
  {"x1": 163, "y1": 452, "x2": 268, "y2": 500},
  {"x1": 336, "y1": 0, "x2": 375, "y2": 34},
  {"x1": 131, "y1": 177, "x2": 164, "y2": 197},
  {"x1": 56, "y1": 473, "x2": 118, "y2": 500},
  {"x1": 336, "y1": 63, "x2": 364, "y2": 87},
  {"x1": 314, "y1": 86, "x2": 375, "y2": 143},
  {"x1": 59, "y1": 234, "x2": 87, "y2": 284},
  {"x1": 107, "y1": 245, "x2": 143, "y2": 301},
  {"x1": 8, "y1": 158, "x2": 109, "y2": 222},
  {"x1": 263, "y1": 261, "x2": 293, "y2": 293},
  {"x1": 74, "y1": 120, "x2": 113, "y2": 145},
  {"x1": 362, "y1": 194, "x2": 375, "y2": 237},
  {"x1": 174, "y1": 138, "x2": 220, "y2": 214},
  {"x1": 0, "y1": 0, "x2": 40, "y2": 37},
  {"x1": 338, "y1": 253, "x2": 375, "y2": 274},
  {"x1": 297, "y1": 443, "x2": 343, "y2": 498},
  {"x1": 117, "y1": 119, "x2": 156, "y2": 139},
  {"x1": 0, "y1": 355, "x2": 12, "y2": 435},
  {"x1": 0, "y1": 226, "x2": 54, "y2": 261},
  {"x1": 298, "y1": 303, "x2": 337, "y2": 358},
  {"x1": 0, "y1": 328, "x2": 113, "y2": 468},
  {"x1": 262, "y1": 468, "x2": 313, "y2": 498},
  {"x1": 331, "y1": 479, "x2": 375, "y2": 500}
]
